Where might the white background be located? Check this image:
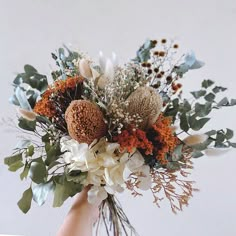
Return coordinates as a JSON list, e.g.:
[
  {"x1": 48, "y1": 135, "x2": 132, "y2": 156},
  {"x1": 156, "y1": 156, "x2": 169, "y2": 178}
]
[{"x1": 0, "y1": 0, "x2": 236, "y2": 235}]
